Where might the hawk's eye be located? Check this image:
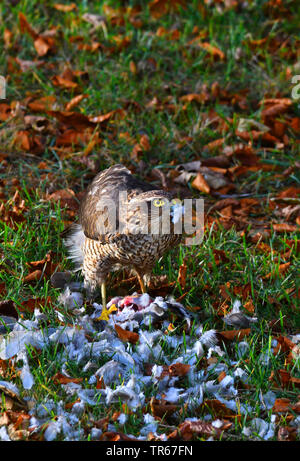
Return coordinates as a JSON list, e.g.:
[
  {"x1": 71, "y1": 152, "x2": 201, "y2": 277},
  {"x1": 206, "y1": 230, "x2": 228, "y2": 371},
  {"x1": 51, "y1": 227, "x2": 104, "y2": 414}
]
[{"x1": 153, "y1": 198, "x2": 165, "y2": 207}]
